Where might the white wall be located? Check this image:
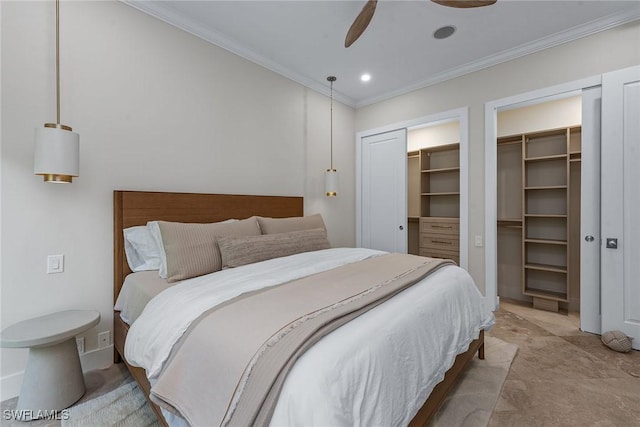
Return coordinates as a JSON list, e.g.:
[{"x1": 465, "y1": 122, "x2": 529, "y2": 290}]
[
  {"x1": 304, "y1": 88, "x2": 356, "y2": 246},
  {"x1": 408, "y1": 121, "x2": 460, "y2": 151},
  {"x1": 356, "y1": 21, "x2": 640, "y2": 295},
  {"x1": 0, "y1": 0, "x2": 354, "y2": 399},
  {"x1": 498, "y1": 96, "x2": 581, "y2": 137}
]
